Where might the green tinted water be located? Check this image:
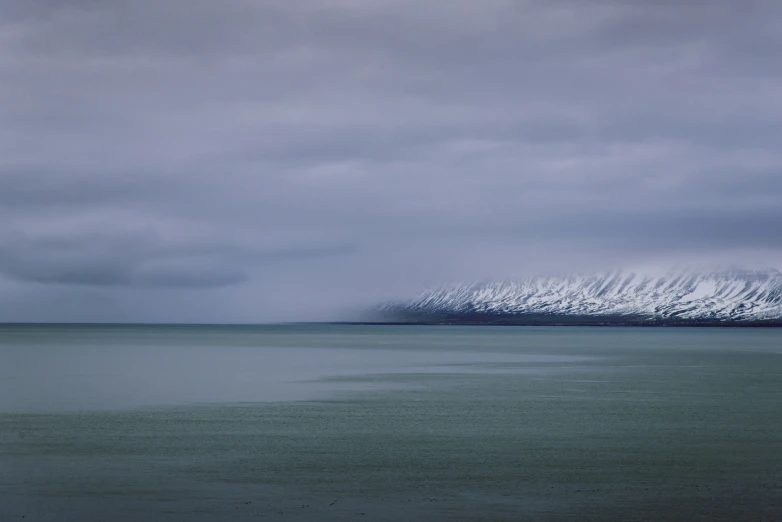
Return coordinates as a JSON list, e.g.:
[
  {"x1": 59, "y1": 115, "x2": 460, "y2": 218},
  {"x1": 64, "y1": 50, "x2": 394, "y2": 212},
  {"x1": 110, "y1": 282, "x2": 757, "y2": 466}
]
[{"x1": 1, "y1": 325, "x2": 781, "y2": 520}]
